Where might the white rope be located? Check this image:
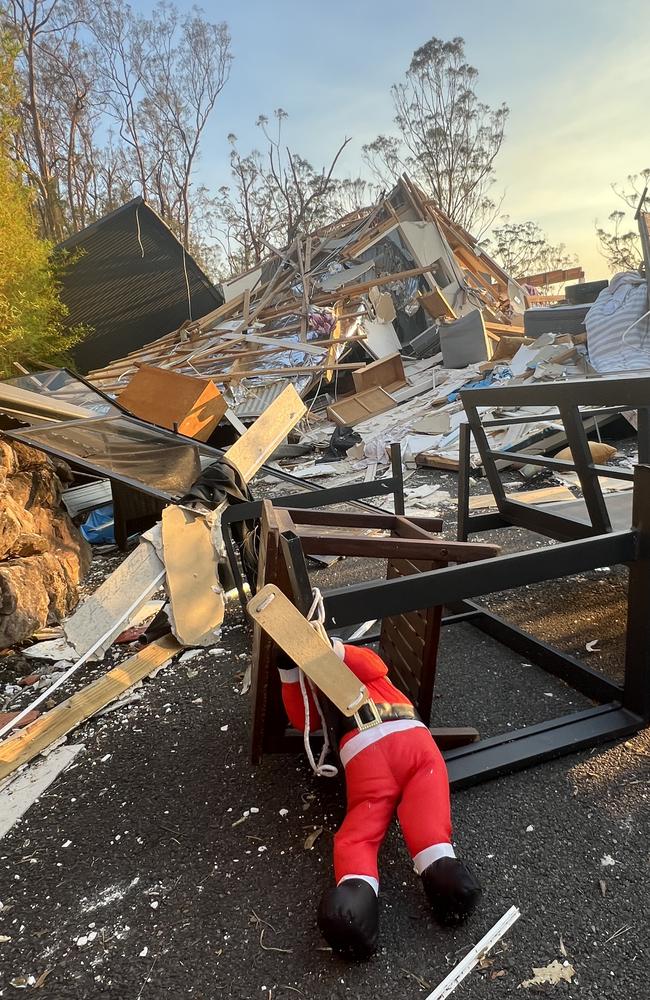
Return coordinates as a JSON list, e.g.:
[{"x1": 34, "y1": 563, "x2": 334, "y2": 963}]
[{"x1": 300, "y1": 586, "x2": 338, "y2": 778}]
